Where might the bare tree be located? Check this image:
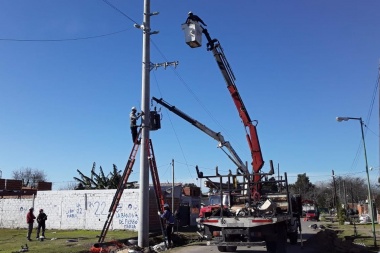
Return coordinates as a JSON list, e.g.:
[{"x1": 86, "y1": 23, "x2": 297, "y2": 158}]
[
  {"x1": 12, "y1": 167, "x2": 47, "y2": 188},
  {"x1": 58, "y1": 182, "x2": 78, "y2": 190},
  {"x1": 314, "y1": 176, "x2": 370, "y2": 209}
]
